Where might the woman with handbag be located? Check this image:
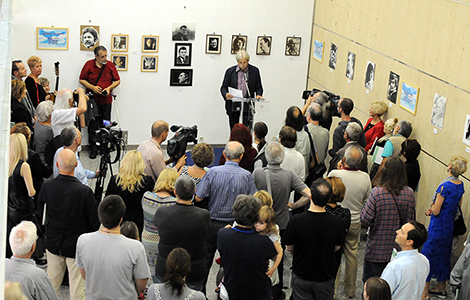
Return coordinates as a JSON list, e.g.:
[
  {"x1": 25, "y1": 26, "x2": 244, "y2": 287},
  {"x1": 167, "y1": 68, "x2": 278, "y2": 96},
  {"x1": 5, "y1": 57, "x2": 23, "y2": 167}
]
[{"x1": 421, "y1": 156, "x2": 467, "y2": 300}]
